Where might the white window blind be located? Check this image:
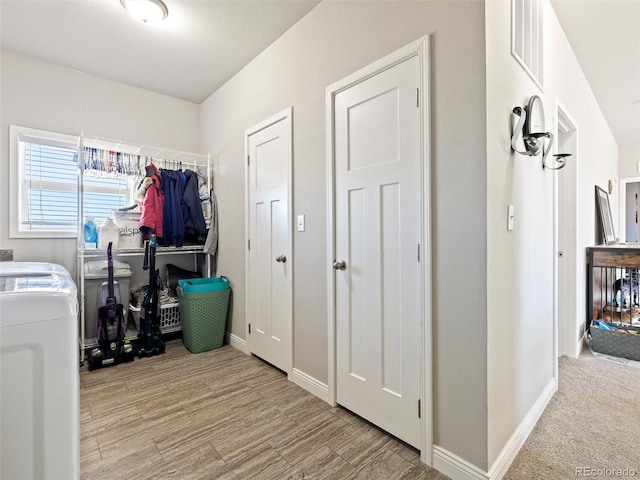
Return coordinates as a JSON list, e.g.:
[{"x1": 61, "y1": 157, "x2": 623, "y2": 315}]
[
  {"x1": 23, "y1": 140, "x2": 79, "y2": 229},
  {"x1": 512, "y1": 0, "x2": 544, "y2": 89},
  {"x1": 10, "y1": 126, "x2": 130, "y2": 238}
]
